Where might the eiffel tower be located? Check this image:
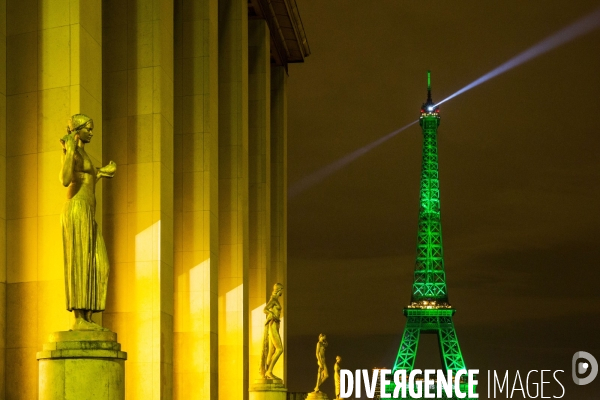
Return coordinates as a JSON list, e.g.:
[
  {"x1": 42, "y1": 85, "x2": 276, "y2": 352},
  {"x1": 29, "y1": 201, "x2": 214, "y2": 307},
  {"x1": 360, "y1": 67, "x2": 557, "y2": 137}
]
[{"x1": 390, "y1": 72, "x2": 471, "y2": 398}]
